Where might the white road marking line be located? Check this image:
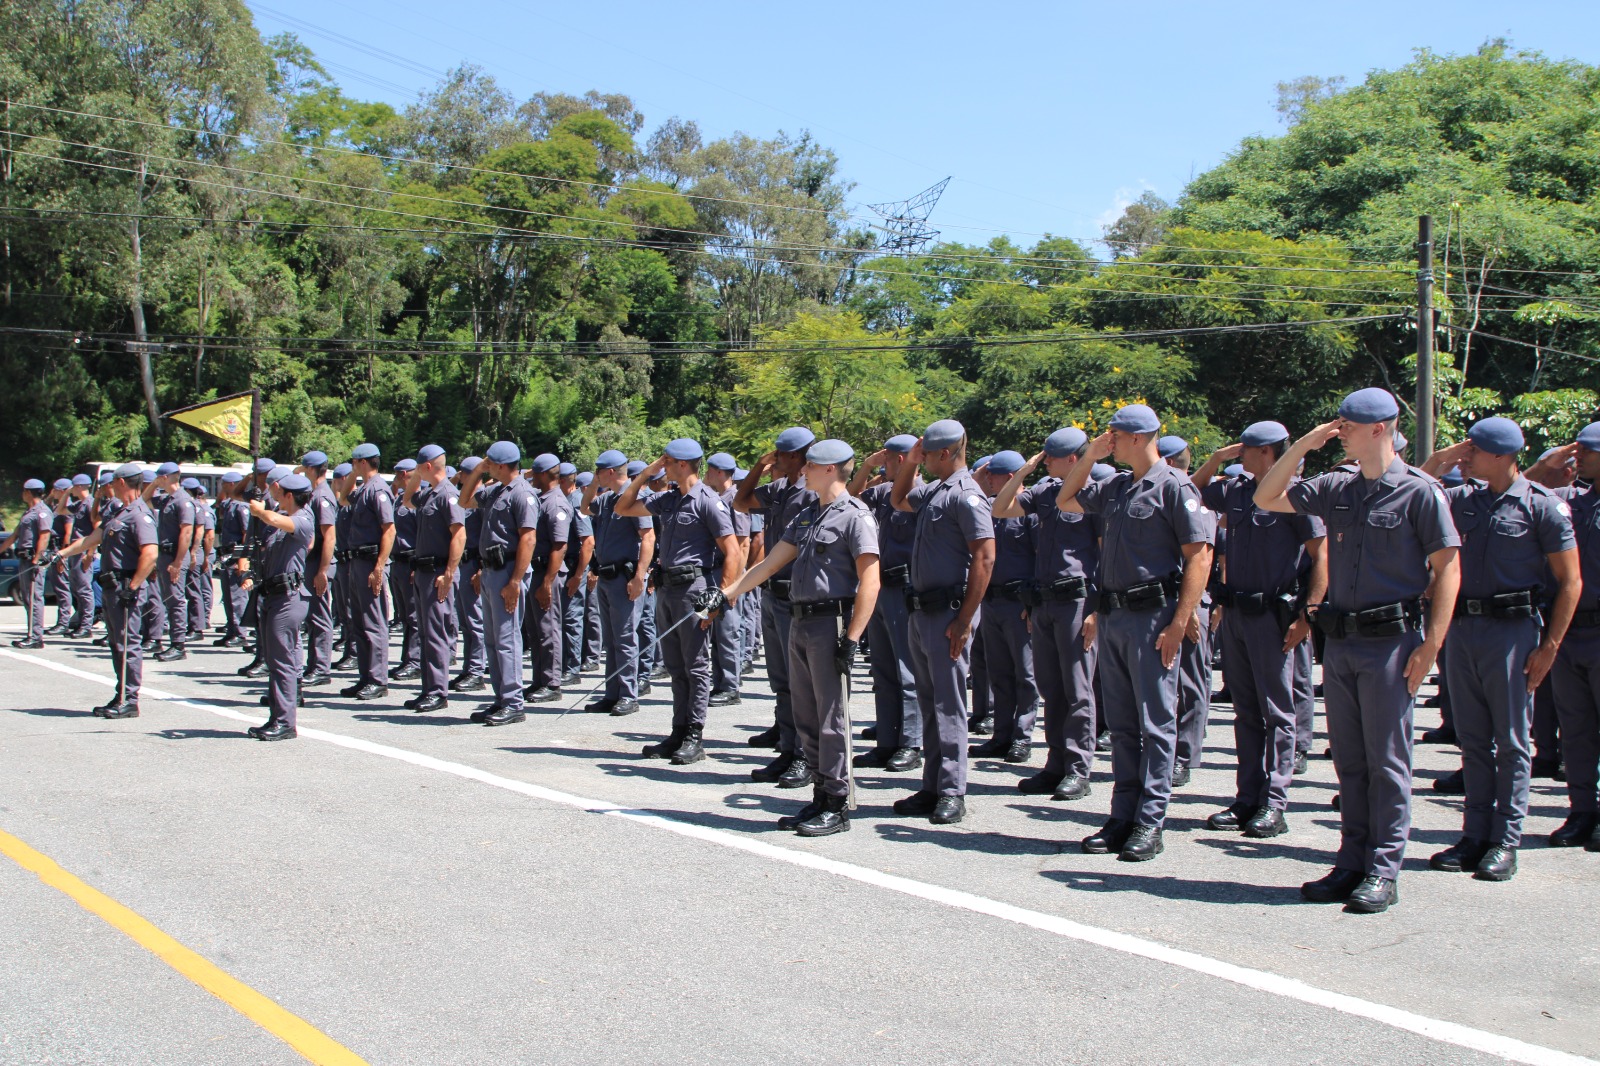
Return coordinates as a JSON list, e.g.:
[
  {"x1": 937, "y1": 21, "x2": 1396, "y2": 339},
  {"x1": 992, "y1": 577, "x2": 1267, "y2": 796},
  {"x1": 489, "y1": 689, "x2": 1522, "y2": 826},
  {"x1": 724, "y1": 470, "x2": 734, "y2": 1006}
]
[{"x1": 2, "y1": 647, "x2": 1591, "y2": 1066}]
